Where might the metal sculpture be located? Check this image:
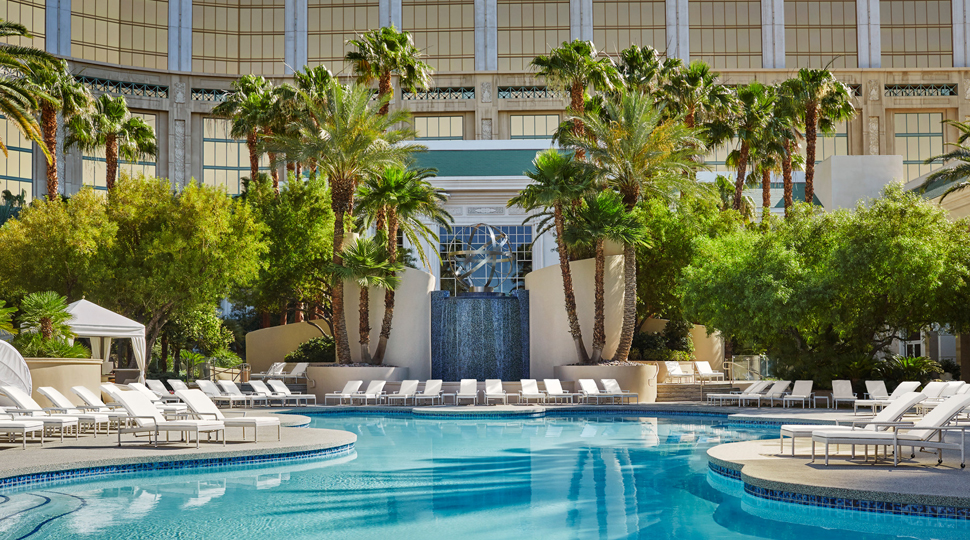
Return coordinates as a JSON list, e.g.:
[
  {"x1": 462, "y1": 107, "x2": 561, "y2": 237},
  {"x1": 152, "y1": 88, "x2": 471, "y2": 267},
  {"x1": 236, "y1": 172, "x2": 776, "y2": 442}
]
[{"x1": 445, "y1": 223, "x2": 516, "y2": 293}]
